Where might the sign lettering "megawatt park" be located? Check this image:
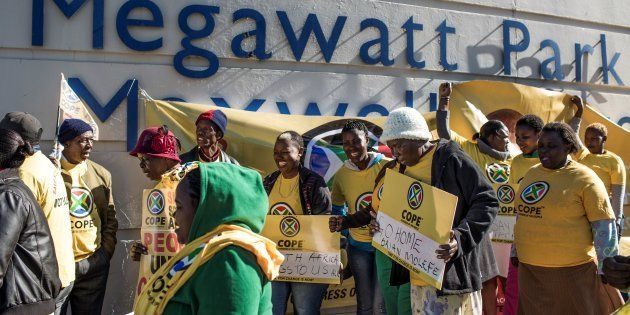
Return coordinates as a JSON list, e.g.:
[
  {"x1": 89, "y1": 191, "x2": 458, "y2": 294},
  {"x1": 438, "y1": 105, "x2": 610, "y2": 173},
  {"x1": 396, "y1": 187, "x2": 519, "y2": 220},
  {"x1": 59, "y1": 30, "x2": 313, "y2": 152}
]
[{"x1": 29, "y1": 0, "x2": 626, "y2": 149}]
